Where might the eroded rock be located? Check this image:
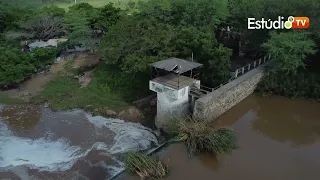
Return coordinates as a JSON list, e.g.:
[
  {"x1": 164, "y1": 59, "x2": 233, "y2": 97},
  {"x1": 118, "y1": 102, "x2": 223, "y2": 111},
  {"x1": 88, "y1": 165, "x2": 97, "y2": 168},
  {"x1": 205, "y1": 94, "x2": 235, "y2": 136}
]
[
  {"x1": 104, "y1": 110, "x2": 117, "y2": 117},
  {"x1": 117, "y1": 107, "x2": 143, "y2": 122}
]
